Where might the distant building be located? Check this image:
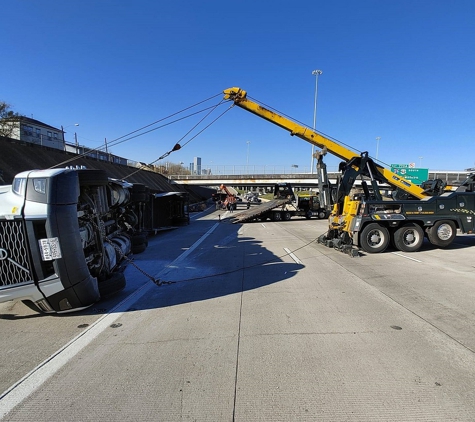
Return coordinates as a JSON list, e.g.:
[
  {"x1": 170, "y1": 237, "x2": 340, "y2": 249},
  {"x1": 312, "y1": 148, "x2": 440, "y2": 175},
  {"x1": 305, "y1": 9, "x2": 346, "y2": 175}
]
[
  {"x1": 2, "y1": 116, "x2": 65, "y2": 150},
  {"x1": 194, "y1": 157, "x2": 202, "y2": 175}
]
